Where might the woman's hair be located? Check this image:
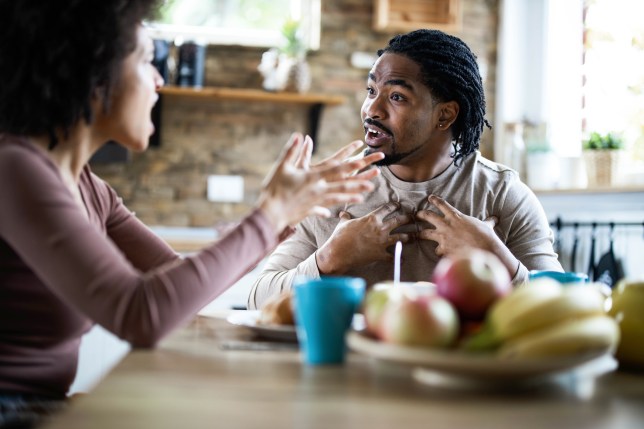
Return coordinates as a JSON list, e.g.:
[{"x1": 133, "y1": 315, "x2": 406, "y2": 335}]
[
  {"x1": 378, "y1": 29, "x2": 491, "y2": 167},
  {"x1": 0, "y1": 0, "x2": 160, "y2": 148}
]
